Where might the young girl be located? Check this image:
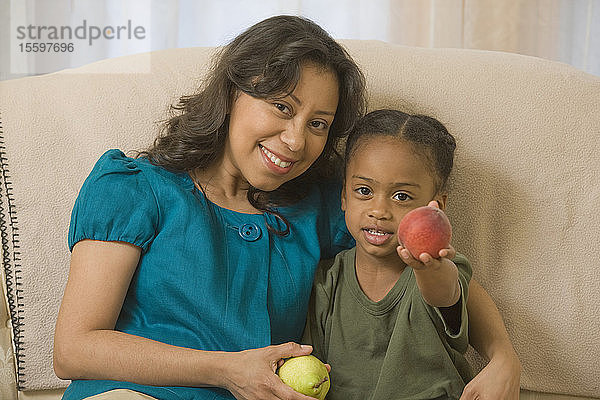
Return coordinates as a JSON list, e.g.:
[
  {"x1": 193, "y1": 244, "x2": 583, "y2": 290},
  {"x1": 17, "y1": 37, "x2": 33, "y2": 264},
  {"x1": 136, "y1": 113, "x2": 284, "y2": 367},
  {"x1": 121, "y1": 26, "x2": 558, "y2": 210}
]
[{"x1": 305, "y1": 109, "x2": 472, "y2": 399}]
